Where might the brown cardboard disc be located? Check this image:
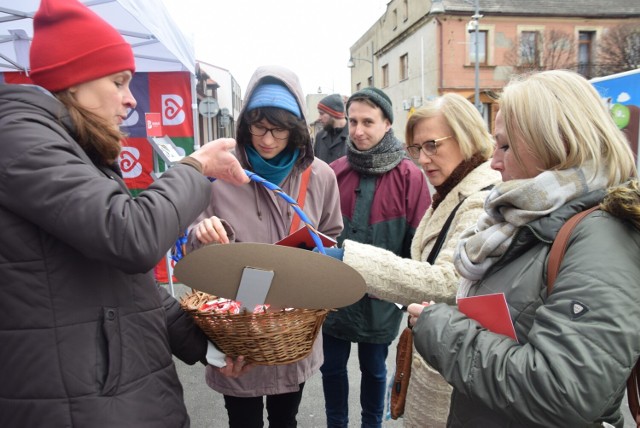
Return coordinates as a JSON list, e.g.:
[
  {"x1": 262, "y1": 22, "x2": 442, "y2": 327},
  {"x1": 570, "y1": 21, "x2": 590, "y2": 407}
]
[{"x1": 174, "y1": 243, "x2": 366, "y2": 309}]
